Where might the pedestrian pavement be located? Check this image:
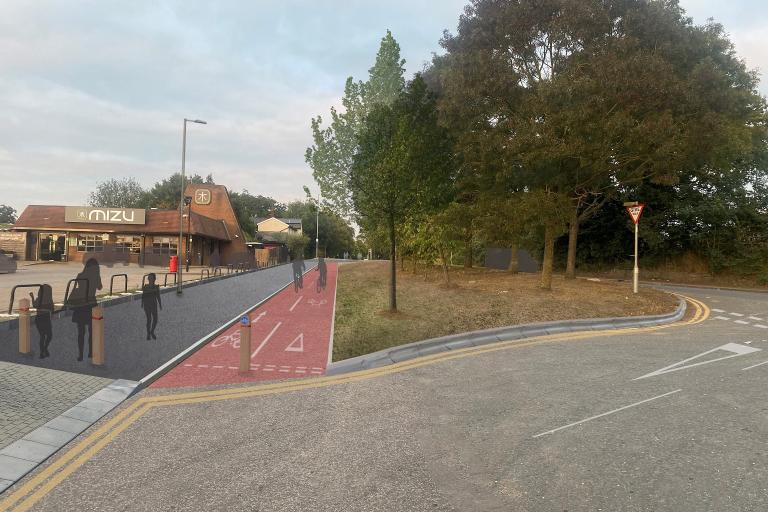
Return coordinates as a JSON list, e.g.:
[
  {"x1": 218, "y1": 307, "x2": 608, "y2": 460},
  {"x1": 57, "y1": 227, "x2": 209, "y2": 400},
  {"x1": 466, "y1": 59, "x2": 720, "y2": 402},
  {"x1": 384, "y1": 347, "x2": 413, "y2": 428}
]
[
  {"x1": 0, "y1": 262, "x2": 316, "y2": 381},
  {"x1": 0, "y1": 362, "x2": 110, "y2": 451},
  {"x1": 152, "y1": 262, "x2": 337, "y2": 388}
]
